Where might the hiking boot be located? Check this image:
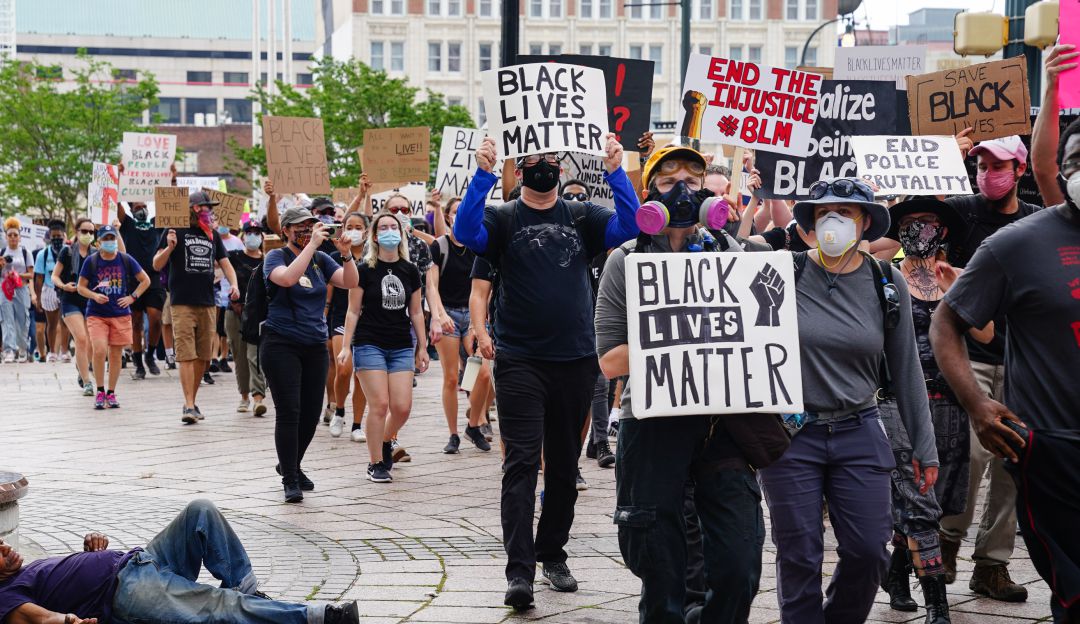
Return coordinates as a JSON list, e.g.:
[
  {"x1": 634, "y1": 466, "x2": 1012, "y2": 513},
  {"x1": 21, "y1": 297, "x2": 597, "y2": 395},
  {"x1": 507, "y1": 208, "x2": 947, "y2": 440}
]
[
  {"x1": 504, "y1": 577, "x2": 534, "y2": 610},
  {"x1": 920, "y1": 573, "x2": 951, "y2": 624},
  {"x1": 324, "y1": 601, "x2": 359, "y2": 624},
  {"x1": 443, "y1": 434, "x2": 461, "y2": 454},
  {"x1": 883, "y1": 546, "x2": 917, "y2": 612},
  {"x1": 391, "y1": 439, "x2": 410, "y2": 462},
  {"x1": 367, "y1": 462, "x2": 392, "y2": 483},
  {"x1": 596, "y1": 441, "x2": 615, "y2": 468},
  {"x1": 969, "y1": 564, "x2": 1027, "y2": 602},
  {"x1": 144, "y1": 353, "x2": 161, "y2": 375},
  {"x1": 940, "y1": 536, "x2": 959, "y2": 584},
  {"x1": 540, "y1": 562, "x2": 578, "y2": 592},
  {"x1": 465, "y1": 425, "x2": 492, "y2": 451}
]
